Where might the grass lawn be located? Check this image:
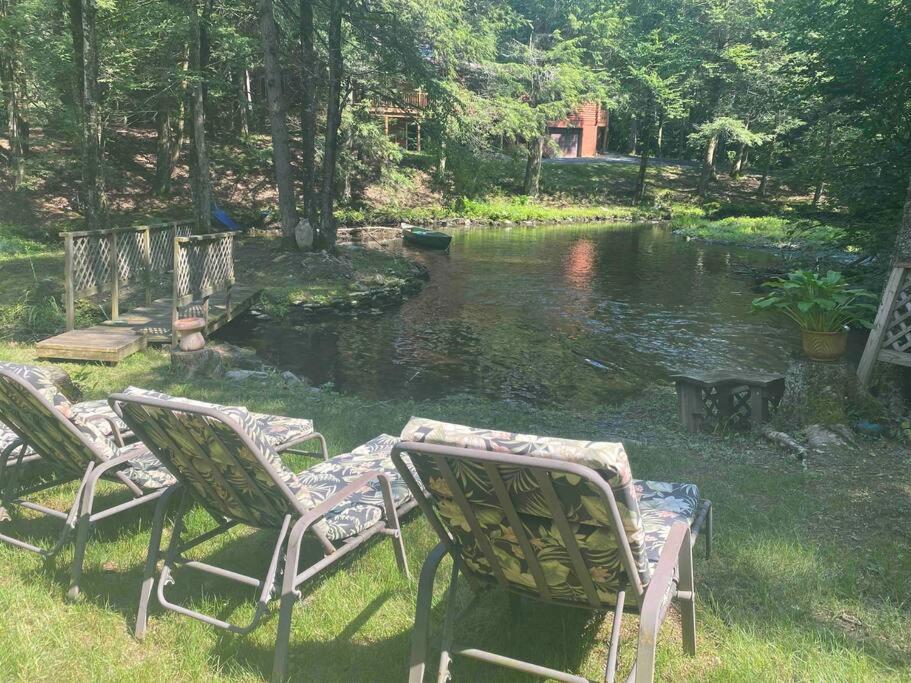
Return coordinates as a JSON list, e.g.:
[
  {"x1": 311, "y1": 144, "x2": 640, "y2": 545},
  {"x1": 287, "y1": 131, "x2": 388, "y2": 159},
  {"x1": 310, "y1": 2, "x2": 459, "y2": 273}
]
[
  {"x1": 671, "y1": 214, "x2": 850, "y2": 252},
  {"x1": 0, "y1": 344, "x2": 908, "y2": 681}
]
